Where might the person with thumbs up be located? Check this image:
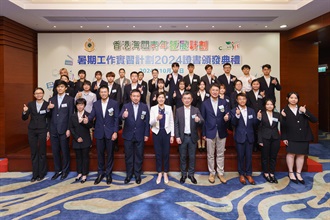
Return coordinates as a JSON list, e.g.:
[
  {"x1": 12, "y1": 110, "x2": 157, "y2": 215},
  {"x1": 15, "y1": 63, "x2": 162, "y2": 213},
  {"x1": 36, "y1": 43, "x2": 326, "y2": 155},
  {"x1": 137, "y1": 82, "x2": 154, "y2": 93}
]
[
  {"x1": 22, "y1": 87, "x2": 50, "y2": 182},
  {"x1": 257, "y1": 64, "x2": 281, "y2": 105},
  {"x1": 165, "y1": 62, "x2": 183, "y2": 108},
  {"x1": 281, "y1": 92, "x2": 317, "y2": 184},
  {"x1": 238, "y1": 64, "x2": 255, "y2": 93},
  {"x1": 70, "y1": 98, "x2": 93, "y2": 183}
]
